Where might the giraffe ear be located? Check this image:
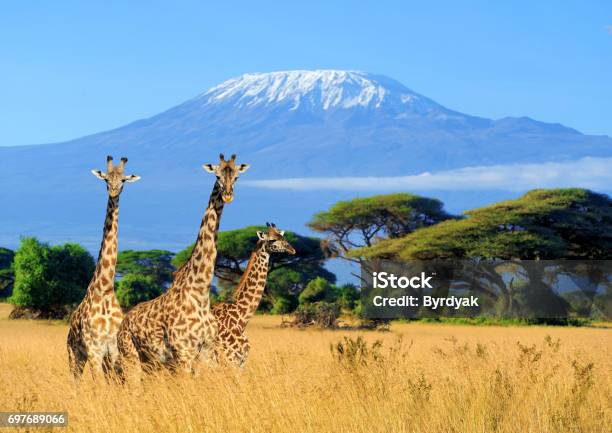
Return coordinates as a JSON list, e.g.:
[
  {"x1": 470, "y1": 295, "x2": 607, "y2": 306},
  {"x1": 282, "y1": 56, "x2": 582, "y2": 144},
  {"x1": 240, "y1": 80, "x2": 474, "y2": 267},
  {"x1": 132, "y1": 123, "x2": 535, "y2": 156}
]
[
  {"x1": 278, "y1": 230, "x2": 285, "y2": 236},
  {"x1": 237, "y1": 163, "x2": 250, "y2": 173},
  {"x1": 91, "y1": 170, "x2": 106, "y2": 180},
  {"x1": 256, "y1": 231, "x2": 267, "y2": 241},
  {"x1": 124, "y1": 174, "x2": 141, "y2": 183},
  {"x1": 202, "y1": 164, "x2": 217, "y2": 173}
]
